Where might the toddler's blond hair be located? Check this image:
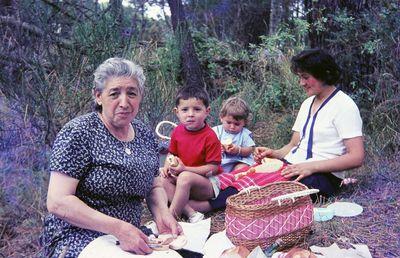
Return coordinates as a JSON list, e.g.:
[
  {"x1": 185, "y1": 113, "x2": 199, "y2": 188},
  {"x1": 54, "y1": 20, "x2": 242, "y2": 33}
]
[{"x1": 219, "y1": 97, "x2": 251, "y2": 124}]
